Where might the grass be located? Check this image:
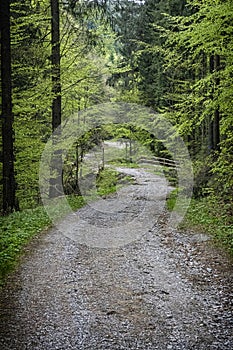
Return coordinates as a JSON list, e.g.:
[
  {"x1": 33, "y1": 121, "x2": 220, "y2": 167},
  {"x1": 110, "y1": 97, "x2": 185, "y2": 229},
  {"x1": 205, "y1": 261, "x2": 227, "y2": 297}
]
[
  {"x1": 107, "y1": 159, "x2": 139, "y2": 168},
  {"x1": 0, "y1": 195, "x2": 92, "y2": 286},
  {"x1": 0, "y1": 207, "x2": 51, "y2": 285},
  {"x1": 96, "y1": 168, "x2": 119, "y2": 196},
  {"x1": 66, "y1": 194, "x2": 86, "y2": 211},
  {"x1": 166, "y1": 188, "x2": 179, "y2": 211},
  {"x1": 182, "y1": 197, "x2": 233, "y2": 255},
  {"x1": 166, "y1": 191, "x2": 233, "y2": 255},
  {"x1": 0, "y1": 167, "x2": 128, "y2": 285}
]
